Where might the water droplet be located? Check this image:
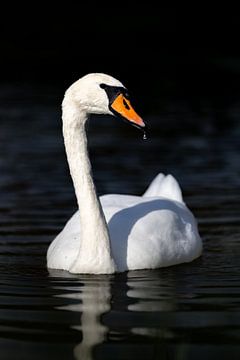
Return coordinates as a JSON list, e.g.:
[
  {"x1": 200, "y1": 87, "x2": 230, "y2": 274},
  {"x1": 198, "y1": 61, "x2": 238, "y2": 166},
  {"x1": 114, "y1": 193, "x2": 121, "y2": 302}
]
[{"x1": 143, "y1": 131, "x2": 147, "y2": 140}]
